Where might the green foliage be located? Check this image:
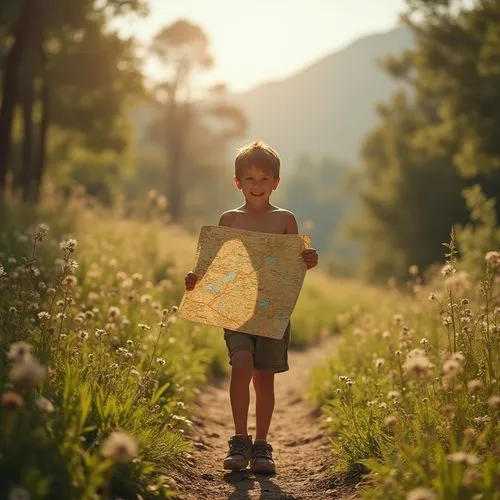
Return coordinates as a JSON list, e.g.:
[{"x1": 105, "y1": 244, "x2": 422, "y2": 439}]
[
  {"x1": 402, "y1": 0, "x2": 500, "y2": 176},
  {"x1": 291, "y1": 271, "x2": 382, "y2": 348},
  {"x1": 0, "y1": 198, "x2": 226, "y2": 499},
  {"x1": 356, "y1": 0, "x2": 500, "y2": 283},
  {"x1": 456, "y1": 184, "x2": 500, "y2": 281},
  {"x1": 354, "y1": 91, "x2": 472, "y2": 283},
  {"x1": 279, "y1": 155, "x2": 358, "y2": 276},
  {"x1": 0, "y1": 194, "x2": 344, "y2": 497},
  {"x1": 308, "y1": 247, "x2": 500, "y2": 499},
  {"x1": 0, "y1": 0, "x2": 146, "y2": 201}
]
